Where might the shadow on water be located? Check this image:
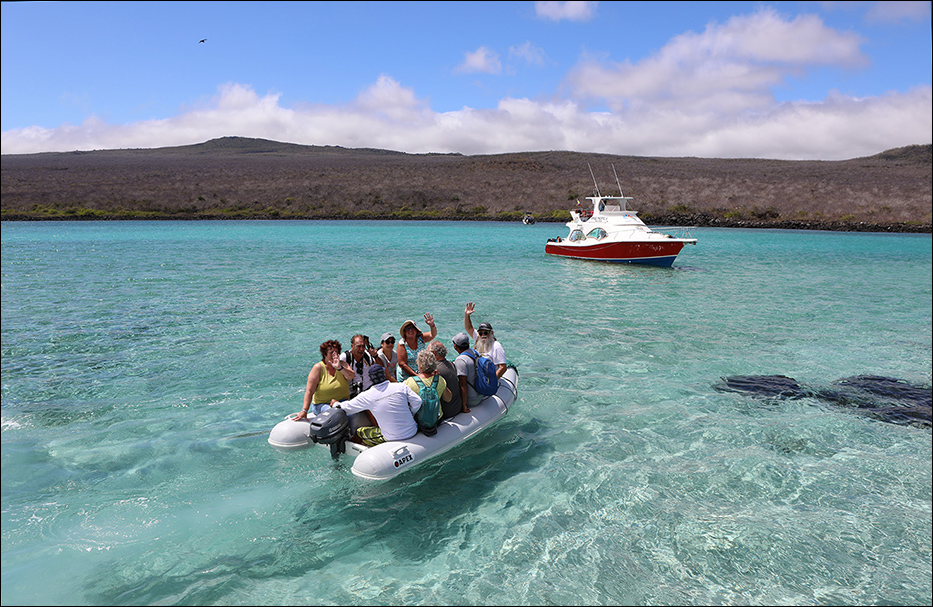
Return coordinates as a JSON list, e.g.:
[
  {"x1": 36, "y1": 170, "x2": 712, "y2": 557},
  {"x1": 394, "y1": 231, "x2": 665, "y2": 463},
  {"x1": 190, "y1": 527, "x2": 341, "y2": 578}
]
[
  {"x1": 86, "y1": 553, "x2": 300, "y2": 607},
  {"x1": 81, "y1": 418, "x2": 553, "y2": 605},
  {"x1": 714, "y1": 374, "x2": 932, "y2": 429},
  {"x1": 293, "y1": 417, "x2": 552, "y2": 552}
]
